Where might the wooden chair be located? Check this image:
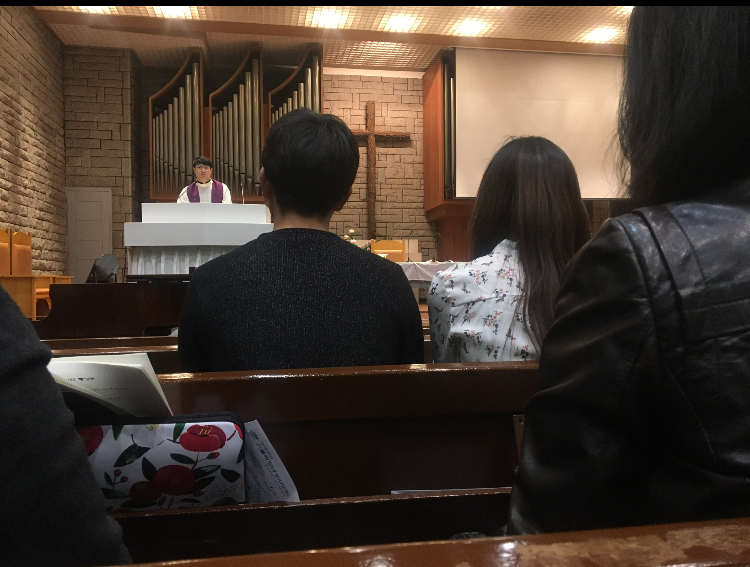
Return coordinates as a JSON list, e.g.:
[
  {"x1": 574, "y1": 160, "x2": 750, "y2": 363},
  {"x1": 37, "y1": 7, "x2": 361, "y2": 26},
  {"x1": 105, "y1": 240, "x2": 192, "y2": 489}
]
[
  {"x1": 0, "y1": 228, "x2": 9, "y2": 276},
  {"x1": 10, "y1": 231, "x2": 32, "y2": 276},
  {"x1": 371, "y1": 239, "x2": 407, "y2": 262}
]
